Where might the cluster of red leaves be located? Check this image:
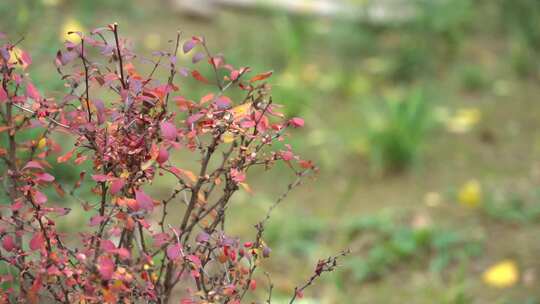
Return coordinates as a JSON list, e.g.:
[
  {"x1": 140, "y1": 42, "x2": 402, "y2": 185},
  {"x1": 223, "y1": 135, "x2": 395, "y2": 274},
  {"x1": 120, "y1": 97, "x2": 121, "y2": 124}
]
[{"x1": 0, "y1": 24, "x2": 343, "y2": 304}]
